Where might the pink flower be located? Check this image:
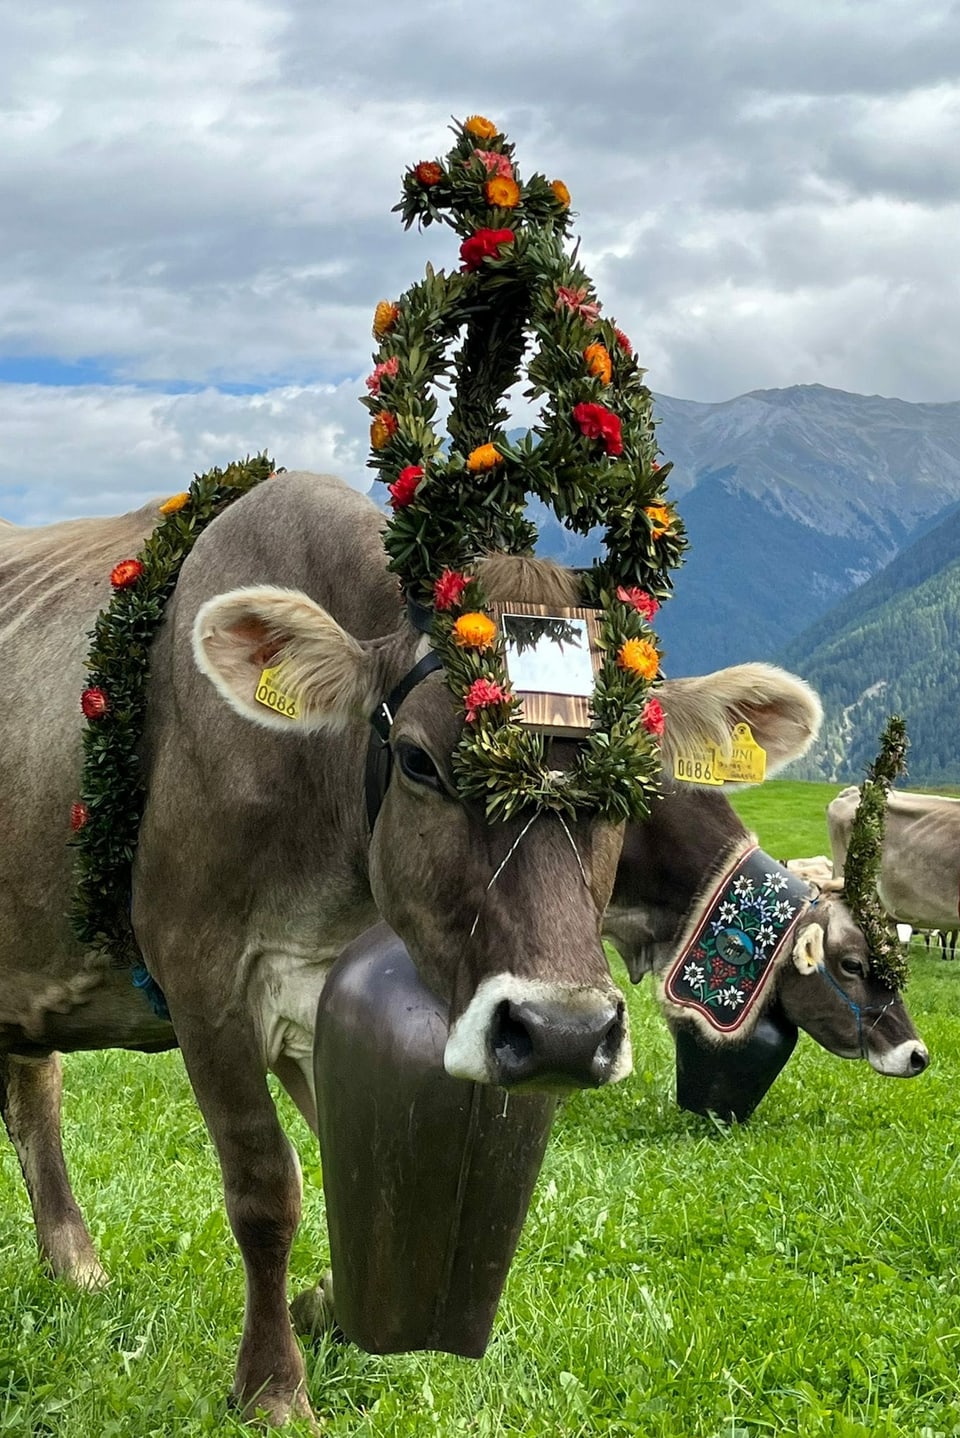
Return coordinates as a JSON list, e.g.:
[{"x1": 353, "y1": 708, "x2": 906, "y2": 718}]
[
  {"x1": 434, "y1": 569, "x2": 470, "y2": 611},
  {"x1": 572, "y1": 401, "x2": 623, "y2": 457},
  {"x1": 616, "y1": 587, "x2": 659, "y2": 623},
  {"x1": 464, "y1": 678, "x2": 512, "y2": 723},
  {"x1": 365, "y1": 355, "x2": 399, "y2": 396},
  {"x1": 641, "y1": 697, "x2": 665, "y2": 738},
  {"x1": 473, "y1": 149, "x2": 514, "y2": 179},
  {"x1": 555, "y1": 285, "x2": 601, "y2": 324},
  {"x1": 614, "y1": 327, "x2": 633, "y2": 355}
]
